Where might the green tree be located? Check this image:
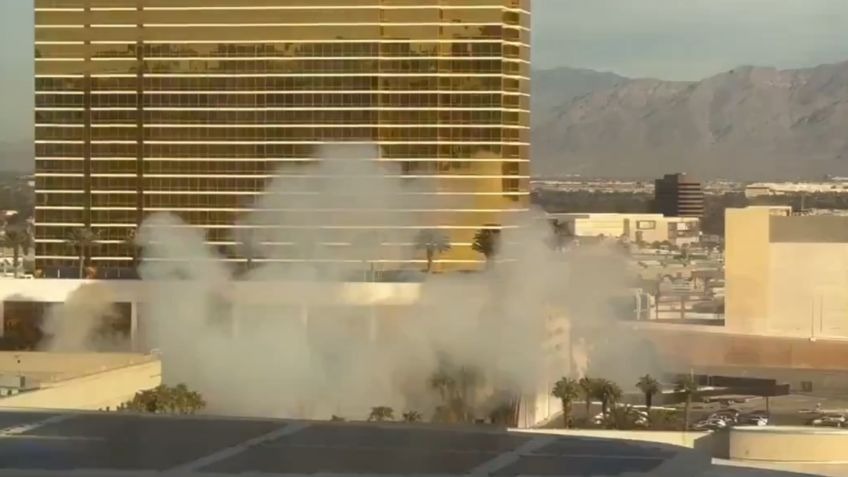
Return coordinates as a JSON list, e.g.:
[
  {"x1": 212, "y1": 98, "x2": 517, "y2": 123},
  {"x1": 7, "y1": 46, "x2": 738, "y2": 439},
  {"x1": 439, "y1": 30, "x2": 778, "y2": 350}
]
[
  {"x1": 368, "y1": 406, "x2": 394, "y2": 422},
  {"x1": 67, "y1": 227, "x2": 99, "y2": 278},
  {"x1": 401, "y1": 410, "x2": 422, "y2": 423},
  {"x1": 675, "y1": 374, "x2": 699, "y2": 431},
  {"x1": 595, "y1": 379, "x2": 622, "y2": 418},
  {"x1": 636, "y1": 374, "x2": 660, "y2": 412},
  {"x1": 414, "y1": 229, "x2": 451, "y2": 273},
  {"x1": 552, "y1": 377, "x2": 580, "y2": 428},
  {"x1": 578, "y1": 376, "x2": 596, "y2": 418},
  {"x1": 471, "y1": 228, "x2": 501, "y2": 265},
  {"x1": 330, "y1": 415, "x2": 346, "y2": 422},
  {"x1": 2, "y1": 225, "x2": 32, "y2": 278}
]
